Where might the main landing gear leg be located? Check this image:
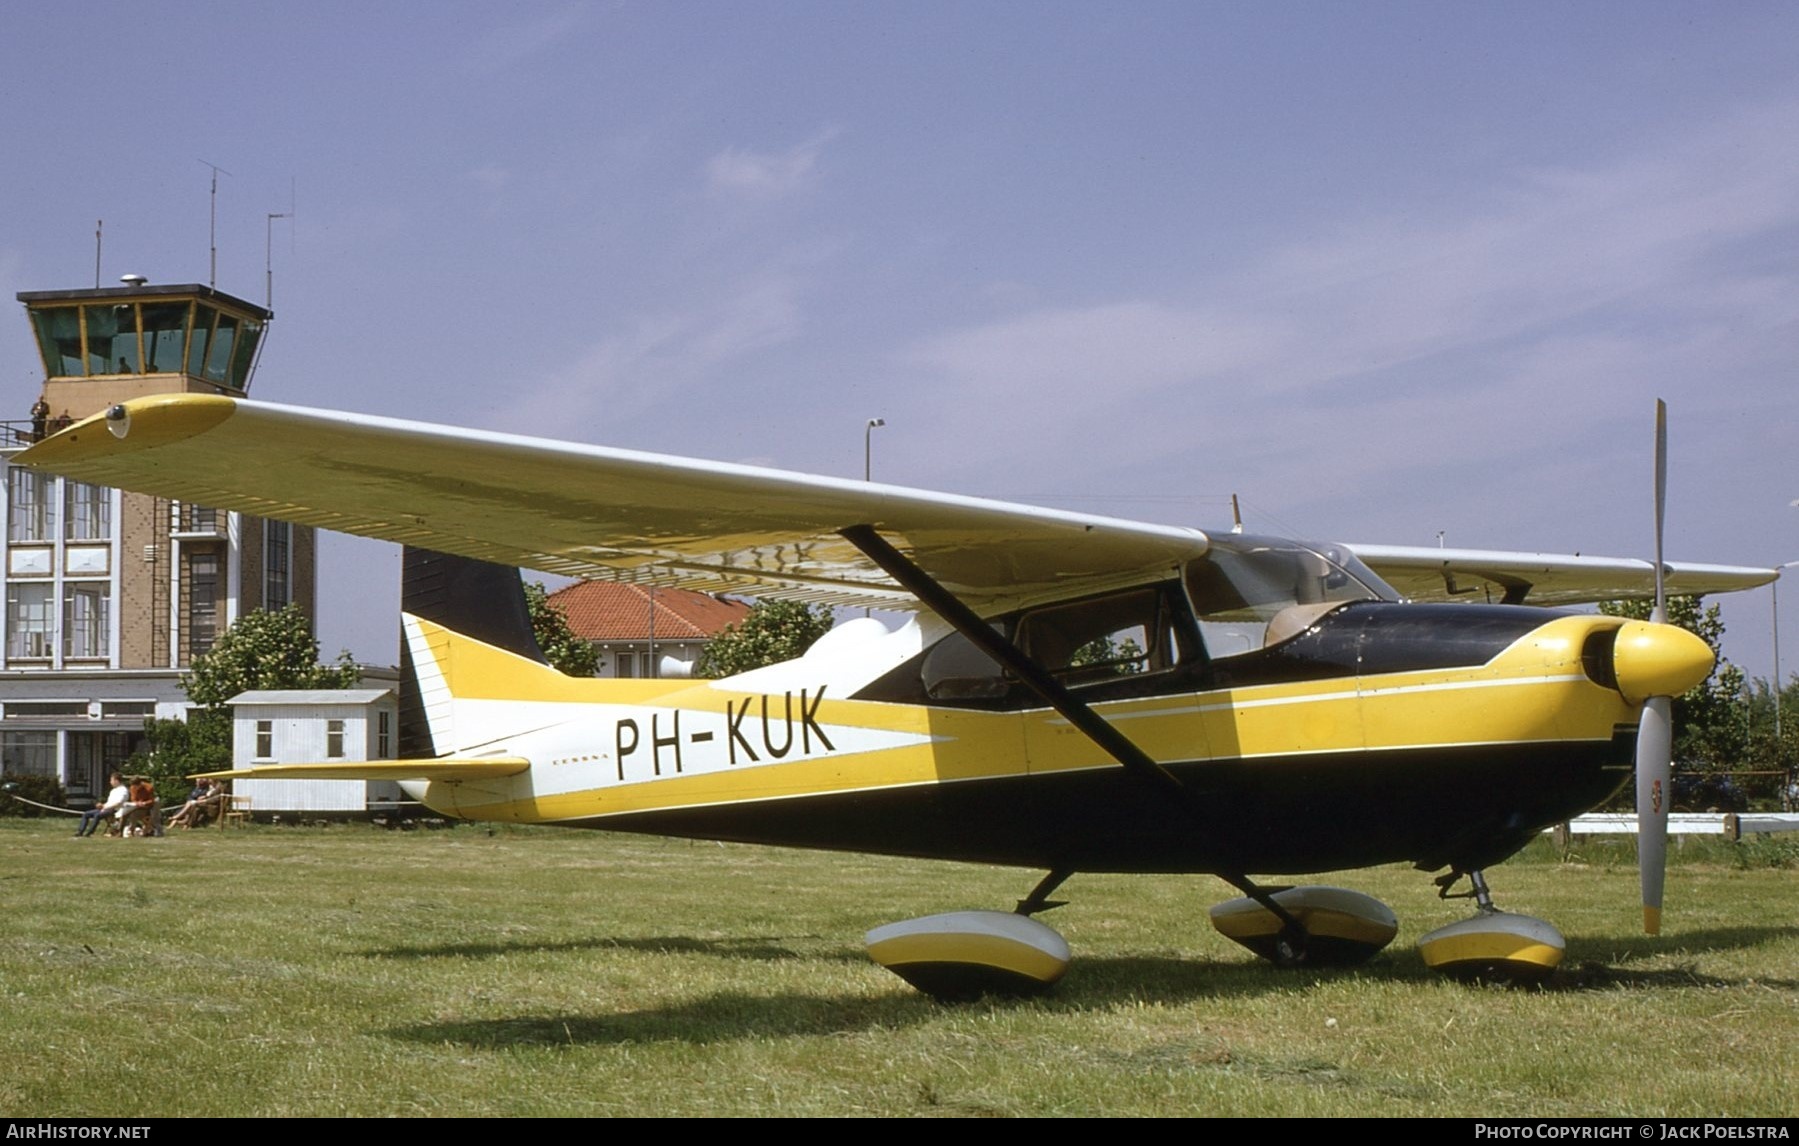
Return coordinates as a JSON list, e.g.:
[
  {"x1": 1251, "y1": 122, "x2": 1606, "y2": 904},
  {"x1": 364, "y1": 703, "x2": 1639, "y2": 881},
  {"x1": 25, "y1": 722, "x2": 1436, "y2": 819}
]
[
  {"x1": 1225, "y1": 875, "x2": 1309, "y2": 965},
  {"x1": 1419, "y1": 868, "x2": 1566, "y2": 984},
  {"x1": 1015, "y1": 868, "x2": 1074, "y2": 917},
  {"x1": 1208, "y1": 875, "x2": 1400, "y2": 967}
]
